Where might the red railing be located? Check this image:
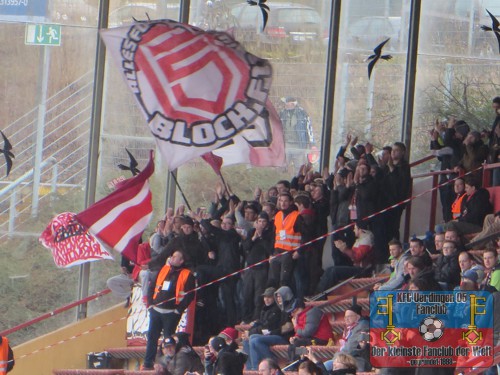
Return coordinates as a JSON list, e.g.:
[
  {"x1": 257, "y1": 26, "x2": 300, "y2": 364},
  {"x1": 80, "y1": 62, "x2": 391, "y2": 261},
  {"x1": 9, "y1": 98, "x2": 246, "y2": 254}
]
[
  {"x1": 404, "y1": 160, "x2": 500, "y2": 241},
  {"x1": 0, "y1": 289, "x2": 111, "y2": 337}
]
